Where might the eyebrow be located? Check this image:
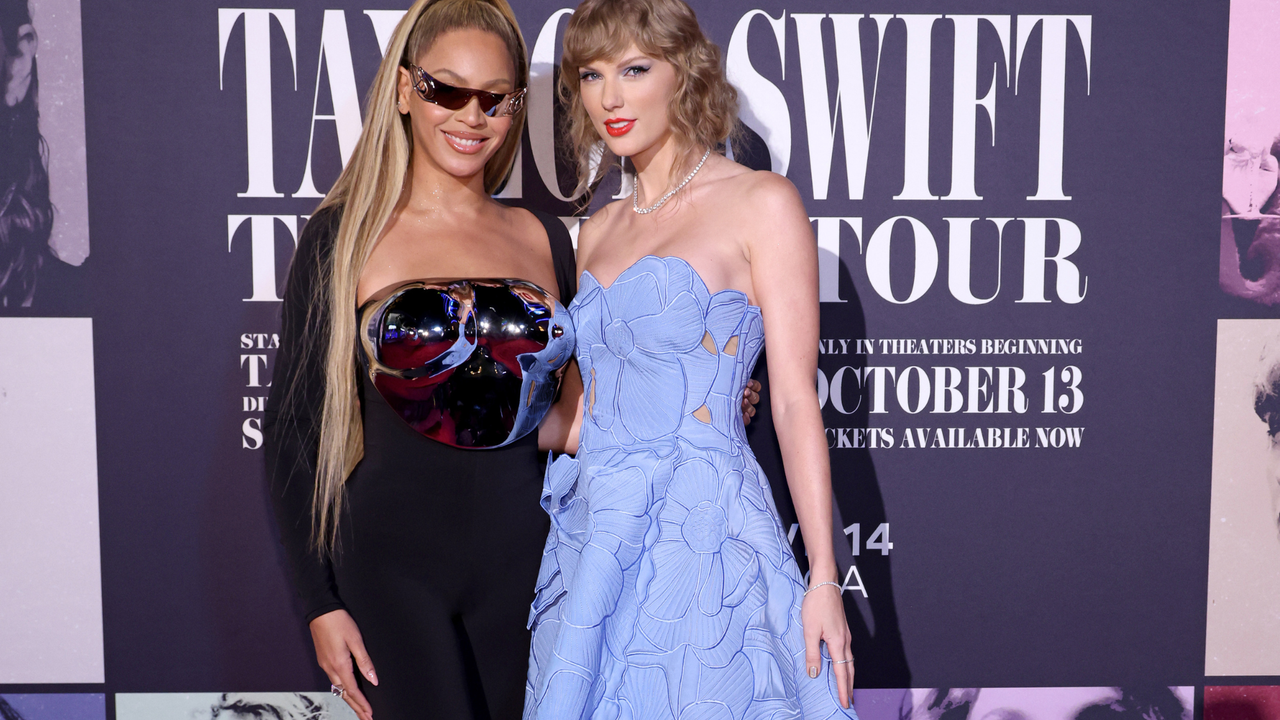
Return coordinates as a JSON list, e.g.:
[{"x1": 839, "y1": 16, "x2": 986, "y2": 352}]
[
  {"x1": 578, "y1": 55, "x2": 652, "y2": 72},
  {"x1": 425, "y1": 67, "x2": 514, "y2": 91}
]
